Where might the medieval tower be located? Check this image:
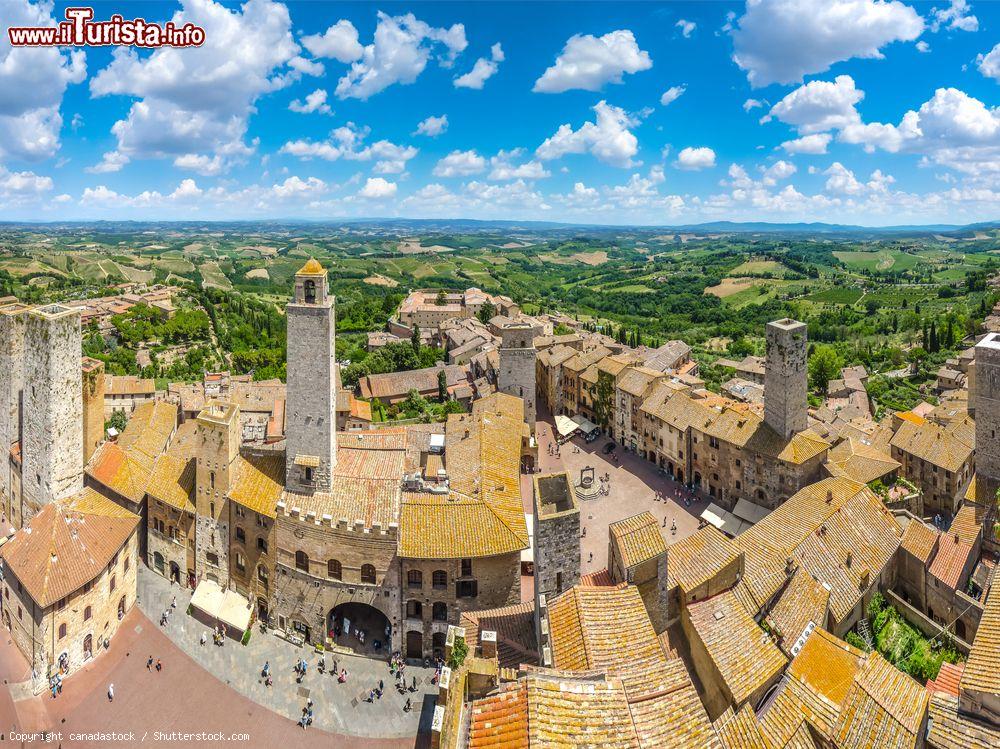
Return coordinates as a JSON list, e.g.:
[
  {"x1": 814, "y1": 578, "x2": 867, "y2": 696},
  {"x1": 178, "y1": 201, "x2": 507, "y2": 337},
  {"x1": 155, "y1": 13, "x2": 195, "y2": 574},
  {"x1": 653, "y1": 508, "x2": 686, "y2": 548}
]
[
  {"x1": 764, "y1": 318, "x2": 808, "y2": 440},
  {"x1": 0, "y1": 303, "x2": 29, "y2": 518},
  {"x1": 81, "y1": 356, "x2": 106, "y2": 464},
  {"x1": 973, "y1": 333, "x2": 1000, "y2": 482},
  {"x1": 498, "y1": 321, "x2": 541, "y2": 426},
  {"x1": 532, "y1": 472, "x2": 581, "y2": 602},
  {"x1": 284, "y1": 259, "x2": 337, "y2": 493},
  {"x1": 21, "y1": 304, "x2": 83, "y2": 519},
  {"x1": 194, "y1": 400, "x2": 241, "y2": 587}
]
